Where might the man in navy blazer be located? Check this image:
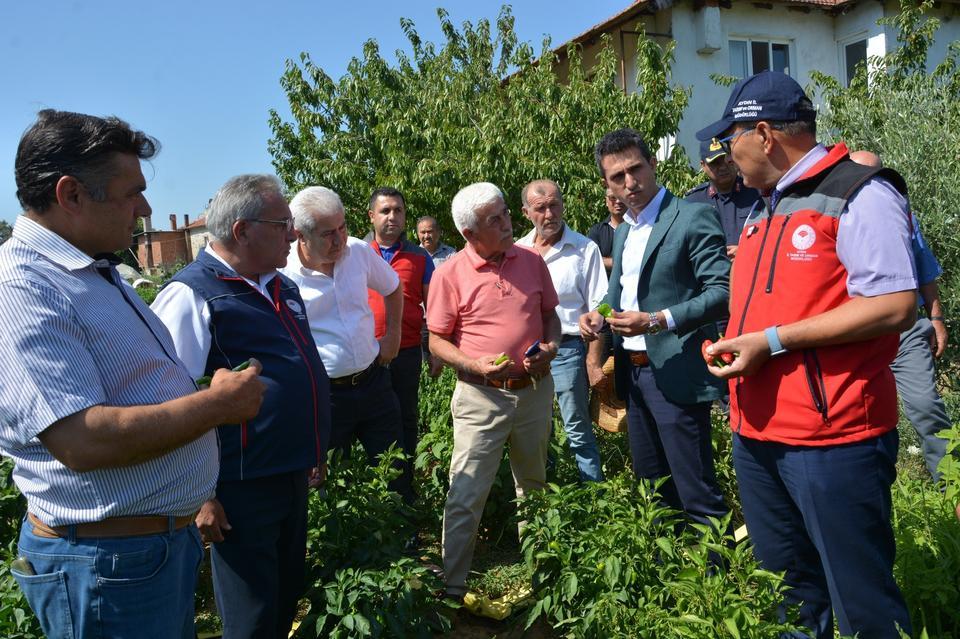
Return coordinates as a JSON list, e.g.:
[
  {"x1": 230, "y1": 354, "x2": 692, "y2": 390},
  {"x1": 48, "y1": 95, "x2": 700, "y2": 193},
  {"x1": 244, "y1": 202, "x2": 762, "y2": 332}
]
[{"x1": 579, "y1": 128, "x2": 731, "y2": 528}]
